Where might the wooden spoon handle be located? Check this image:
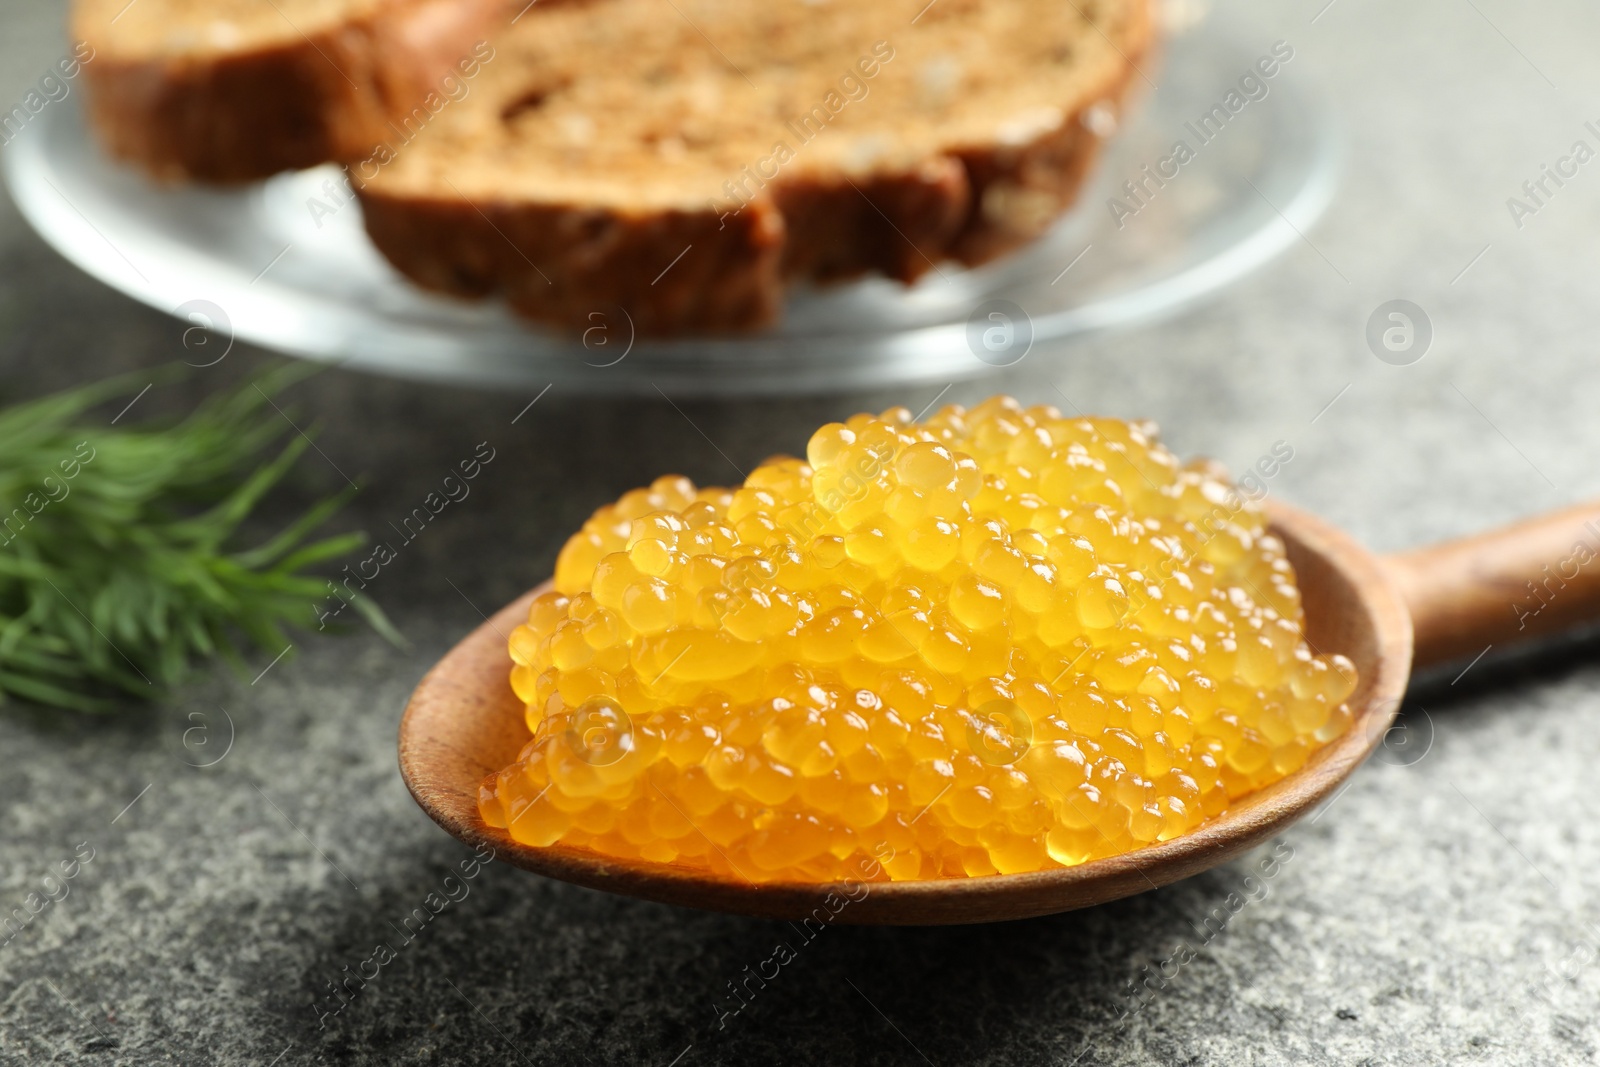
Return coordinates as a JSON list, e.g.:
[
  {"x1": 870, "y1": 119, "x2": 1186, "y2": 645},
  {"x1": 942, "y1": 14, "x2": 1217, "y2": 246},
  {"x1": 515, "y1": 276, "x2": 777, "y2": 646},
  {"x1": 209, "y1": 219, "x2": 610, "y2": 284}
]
[{"x1": 1381, "y1": 501, "x2": 1600, "y2": 669}]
